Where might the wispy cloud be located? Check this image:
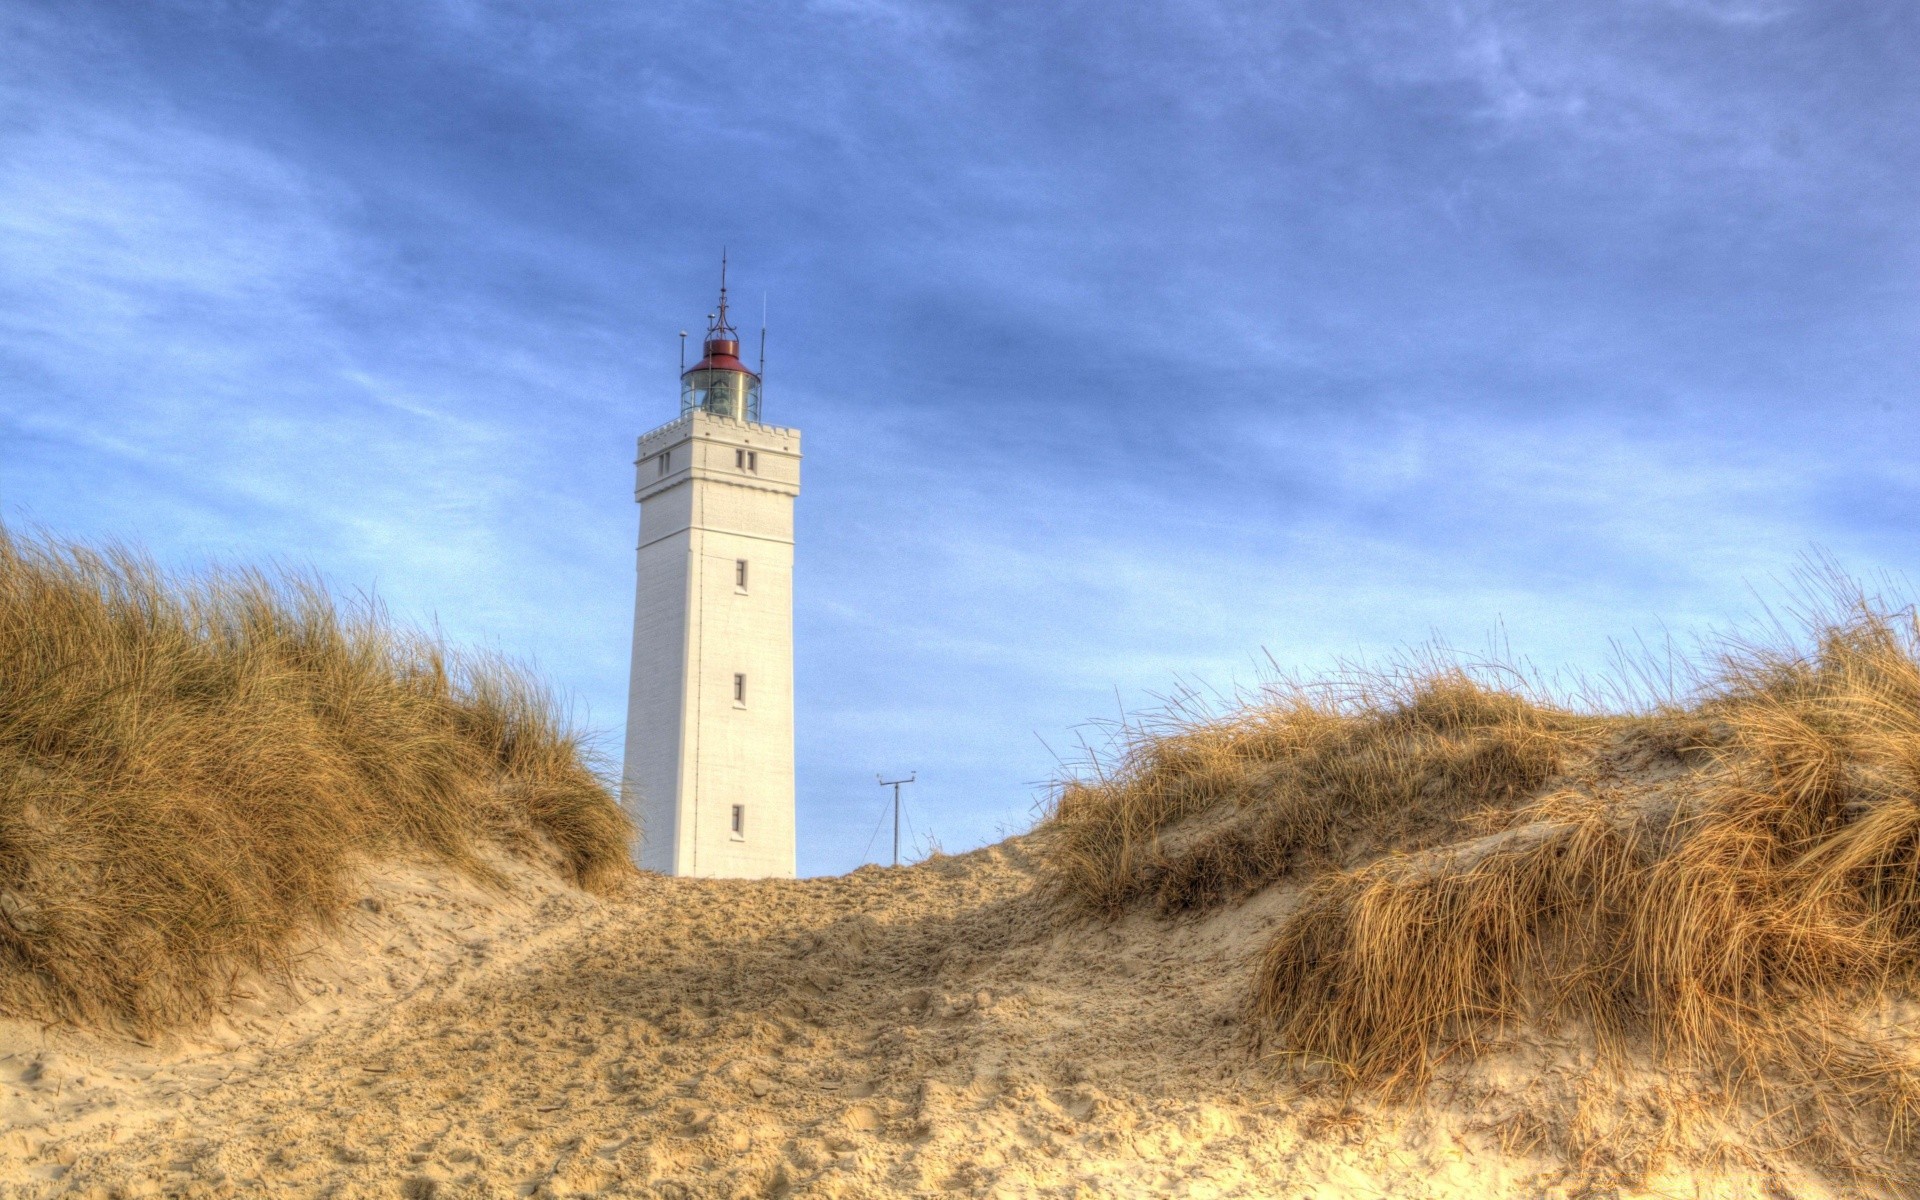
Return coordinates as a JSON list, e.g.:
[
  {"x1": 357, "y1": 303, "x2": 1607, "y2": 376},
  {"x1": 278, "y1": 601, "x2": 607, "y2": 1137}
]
[{"x1": 0, "y1": 3, "x2": 640, "y2": 710}]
